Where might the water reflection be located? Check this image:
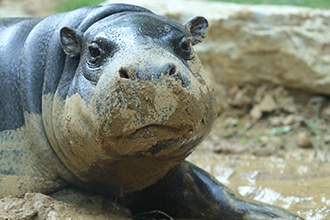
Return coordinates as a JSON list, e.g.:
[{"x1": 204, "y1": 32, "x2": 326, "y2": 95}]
[{"x1": 188, "y1": 148, "x2": 330, "y2": 220}]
